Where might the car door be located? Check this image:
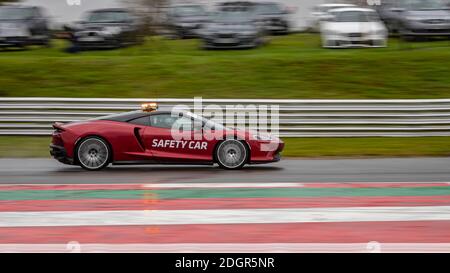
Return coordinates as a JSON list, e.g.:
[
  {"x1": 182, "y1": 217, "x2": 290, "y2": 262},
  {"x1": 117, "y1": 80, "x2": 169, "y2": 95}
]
[{"x1": 142, "y1": 112, "x2": 211, "y2": 162}]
